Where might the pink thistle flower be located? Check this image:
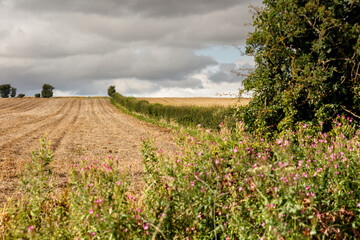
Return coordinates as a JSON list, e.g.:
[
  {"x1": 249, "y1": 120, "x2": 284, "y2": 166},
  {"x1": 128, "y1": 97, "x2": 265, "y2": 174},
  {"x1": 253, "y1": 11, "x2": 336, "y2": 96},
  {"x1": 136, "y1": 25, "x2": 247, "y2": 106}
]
[
  {"x1": 357, "y1": 203, "x2": 360, "y2": 207},
  {"x1": 144, "y1": 224, "x2": 149, "y2": 230},
  {"x1": 91, "y1": 232, "x2": 96, "y2": 236},
  {"x1": 89, "y1": 209, "x2": 93, "y2": 214},
  {"x1": 28, "y1": 226, "x2": 34, "y2": 230},
  {"x1": 116, "y1": 181, "x2": 121, "y2": 185}
]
